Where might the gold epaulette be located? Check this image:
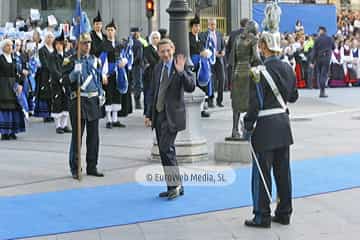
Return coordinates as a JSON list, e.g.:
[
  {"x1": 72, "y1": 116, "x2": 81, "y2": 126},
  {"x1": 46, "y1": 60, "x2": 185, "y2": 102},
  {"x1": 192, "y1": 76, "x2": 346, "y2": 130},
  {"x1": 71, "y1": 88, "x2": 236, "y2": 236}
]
[
  {"x1": 249, "y1": 65, "x2": 265, "y2": 83},
  {"x1": 63, "y1": 57, "x2": 71, "y2": 66}
]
